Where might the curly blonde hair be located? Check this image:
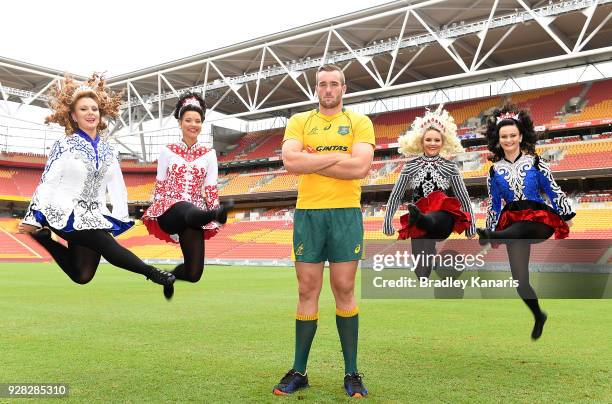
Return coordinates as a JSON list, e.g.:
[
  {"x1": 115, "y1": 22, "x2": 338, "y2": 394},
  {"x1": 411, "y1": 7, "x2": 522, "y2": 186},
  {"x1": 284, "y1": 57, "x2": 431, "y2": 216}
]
[
  {"x1": 45, "y1": 73, "x2": 122, "y2": 135},
  {"x1": 397, "y1": 105, "x2": 464, "y2": 157}
]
